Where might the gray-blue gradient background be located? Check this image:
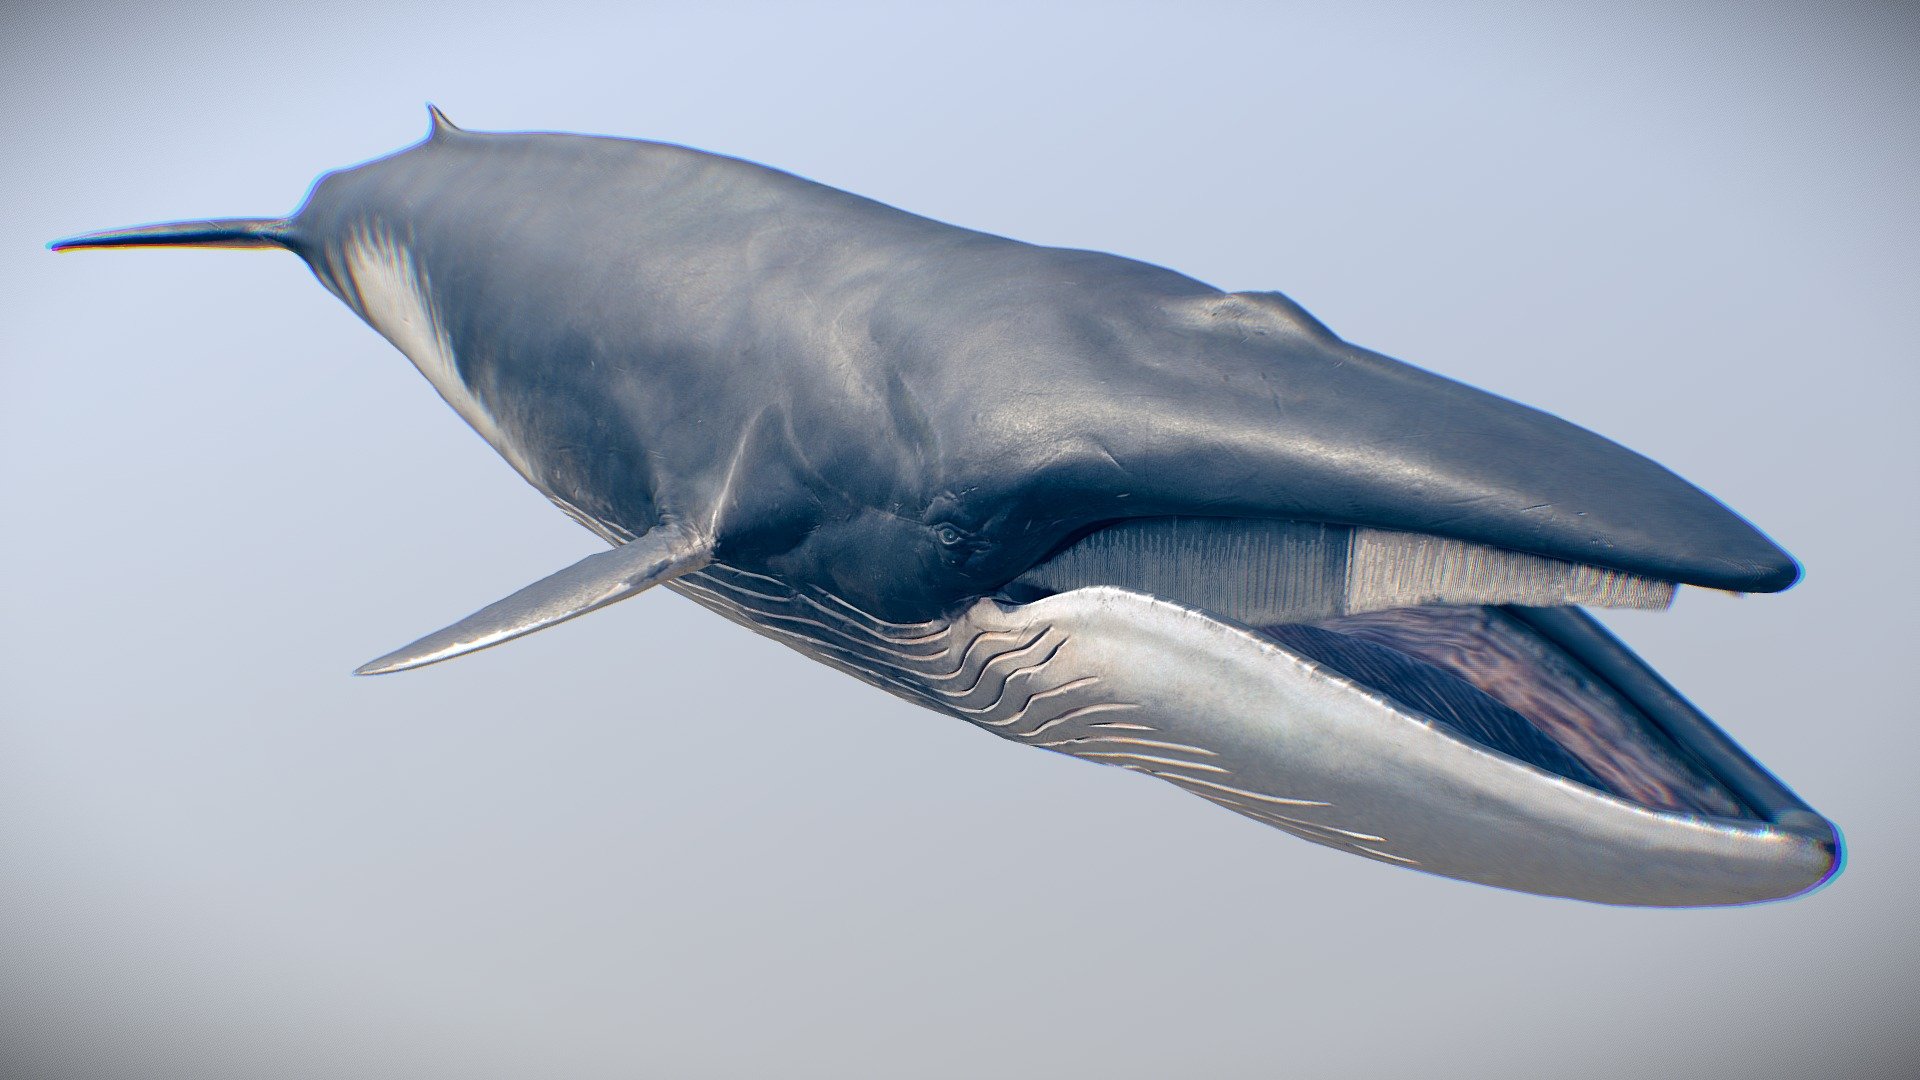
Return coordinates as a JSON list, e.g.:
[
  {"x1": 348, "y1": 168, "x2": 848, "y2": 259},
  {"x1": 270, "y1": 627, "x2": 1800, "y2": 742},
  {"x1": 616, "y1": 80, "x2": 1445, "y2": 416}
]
[{"x1": 4, "y1": 2, "x2": 1915, "y2": 1077}]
